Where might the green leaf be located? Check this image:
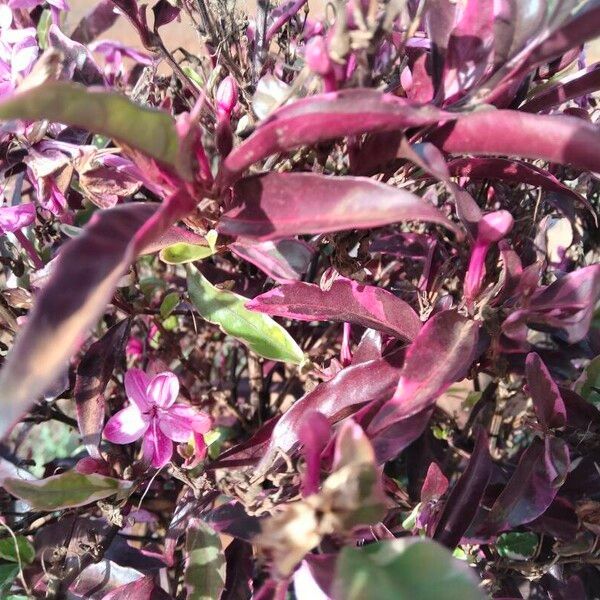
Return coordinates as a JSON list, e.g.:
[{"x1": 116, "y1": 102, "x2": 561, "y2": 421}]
[
  {"x1": 3, "y1": 471, "x2": 133, "y2": 511},
  {"x1": 187, "y1": 266, "x2": 305, "y2": 364},
  {"x1": 160, "y1": 292, "x2": 181, "y2": 319},
  {"x1": 496, "y1": 532, "x2": 538, "y2": 560},
  {"x1": 334, "y1": 538, "x2": 484, "y2": 600},
  {"x1": 184, "y1": 519, "x2": 226, "y2": 600},
  {"x1": 36, "y1": 9, "x2": 51, "y2": 49},
  {"x1": 0, "y1": 535, "x2": 35, "y2": 565},
  {"x1": 0, "y1": 564, "x2": 19, "y2": 596},
  {"x1": 0, "y1": 81, "x2": 191, "y2": 180},
  {"x1": 578, "y1": 355, "x2": 600, "y2": 405},
  {"x1": 160, "y1": 242, "x2": 215, "y2": 265},
  {"x1": 205, "y1": 230, "x2": 218, "y2": 252}
]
